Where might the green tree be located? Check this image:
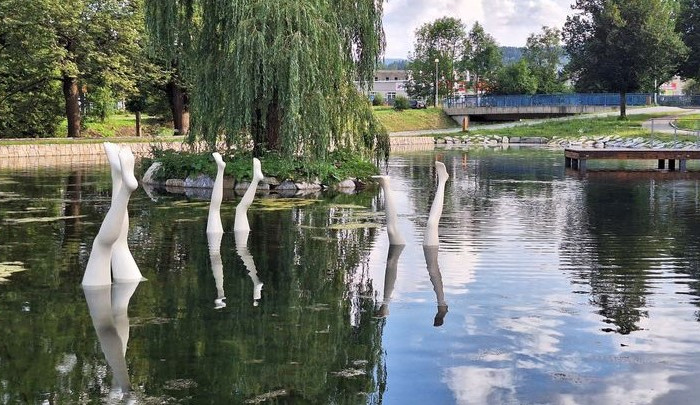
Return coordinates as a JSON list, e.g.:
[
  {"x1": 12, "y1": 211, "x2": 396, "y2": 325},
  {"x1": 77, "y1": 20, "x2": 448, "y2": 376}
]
[
  {"x1": 491, "y1": 59, "x2": 538, "y2": 95},
  {"x1": 405, "y1": 17, "x2": 466, "y2": 104},
  {"x1": 462, "y1": 22, "x2": 502, "y2": 96},
  {"x1": 0, "y1": 0, "x2": 64, "y2": 138},
  {"x1": 523, "y1": 26, "x2": 565, "y2": 94},
  {"x1": 563, "y1": 0, "x2": 686, "y2": 118},
  {"x1": 53, "y1": 0, "x2": 145, "y2": 137},
  {"x1": 678, "y1": 0, "x2": 700, "y2": 80},
  {"x1": 145, "y1": 0, "x2": 386, "y2": 159}
]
